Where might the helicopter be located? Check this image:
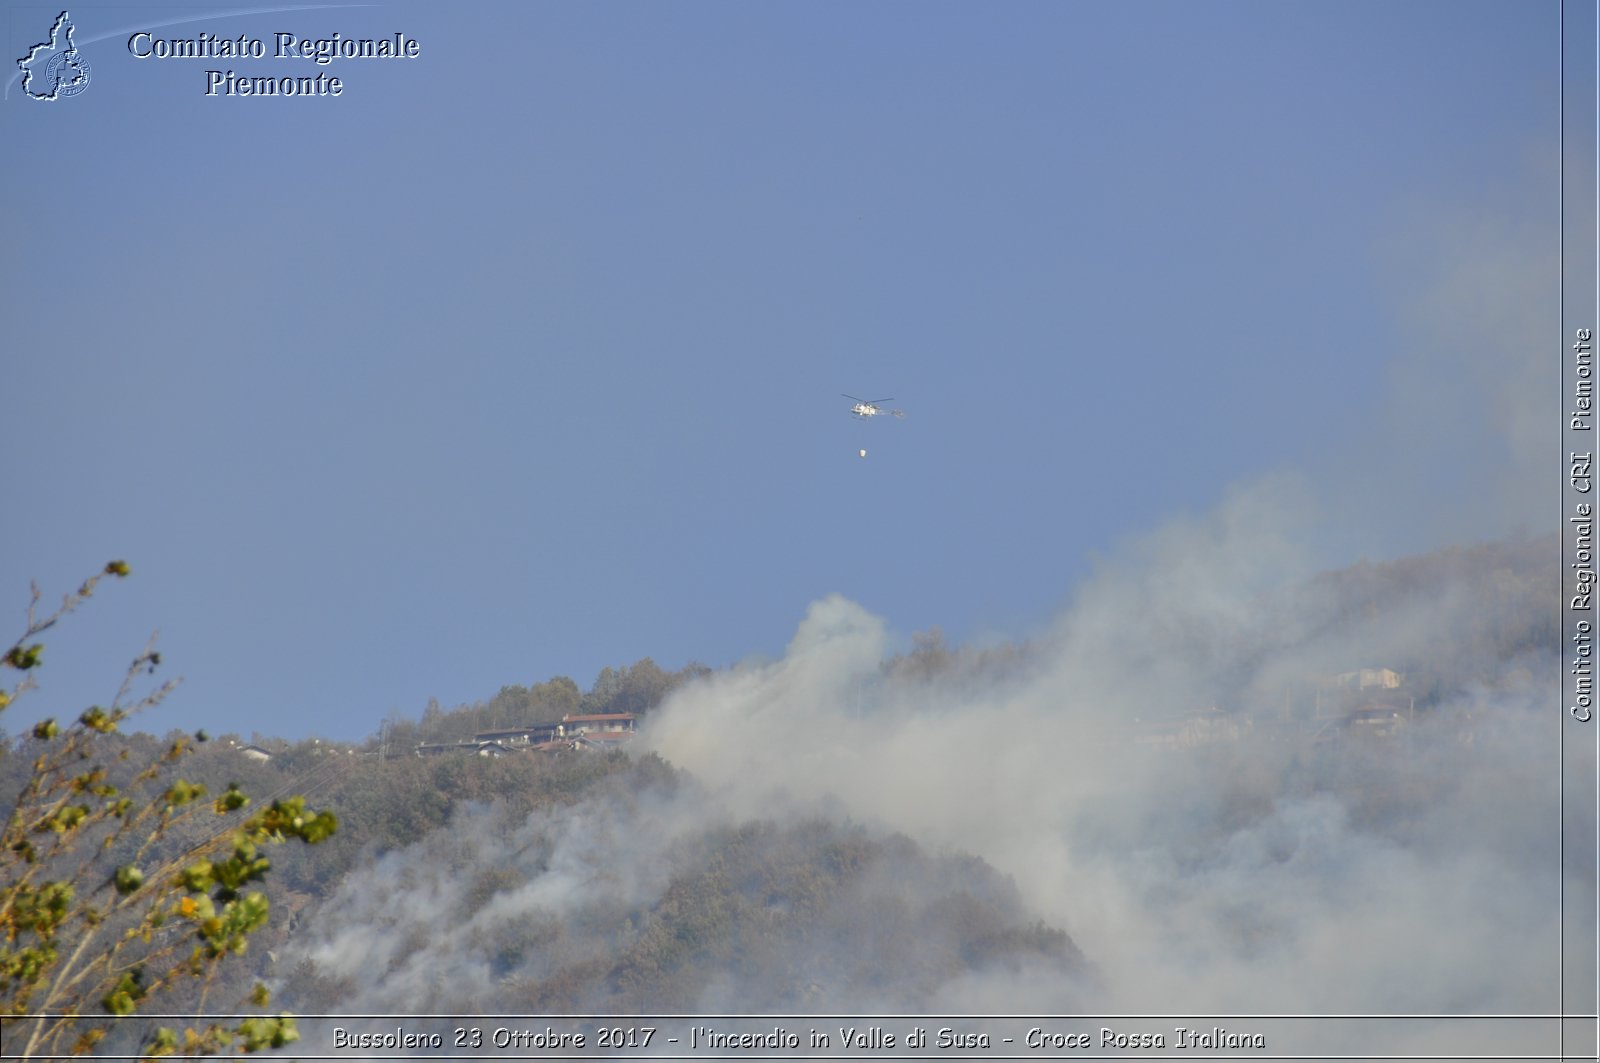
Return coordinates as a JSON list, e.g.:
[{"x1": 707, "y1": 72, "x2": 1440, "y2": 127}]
[{"x1": 843, "y1": 394, "x2": 905, "y2": 419}]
